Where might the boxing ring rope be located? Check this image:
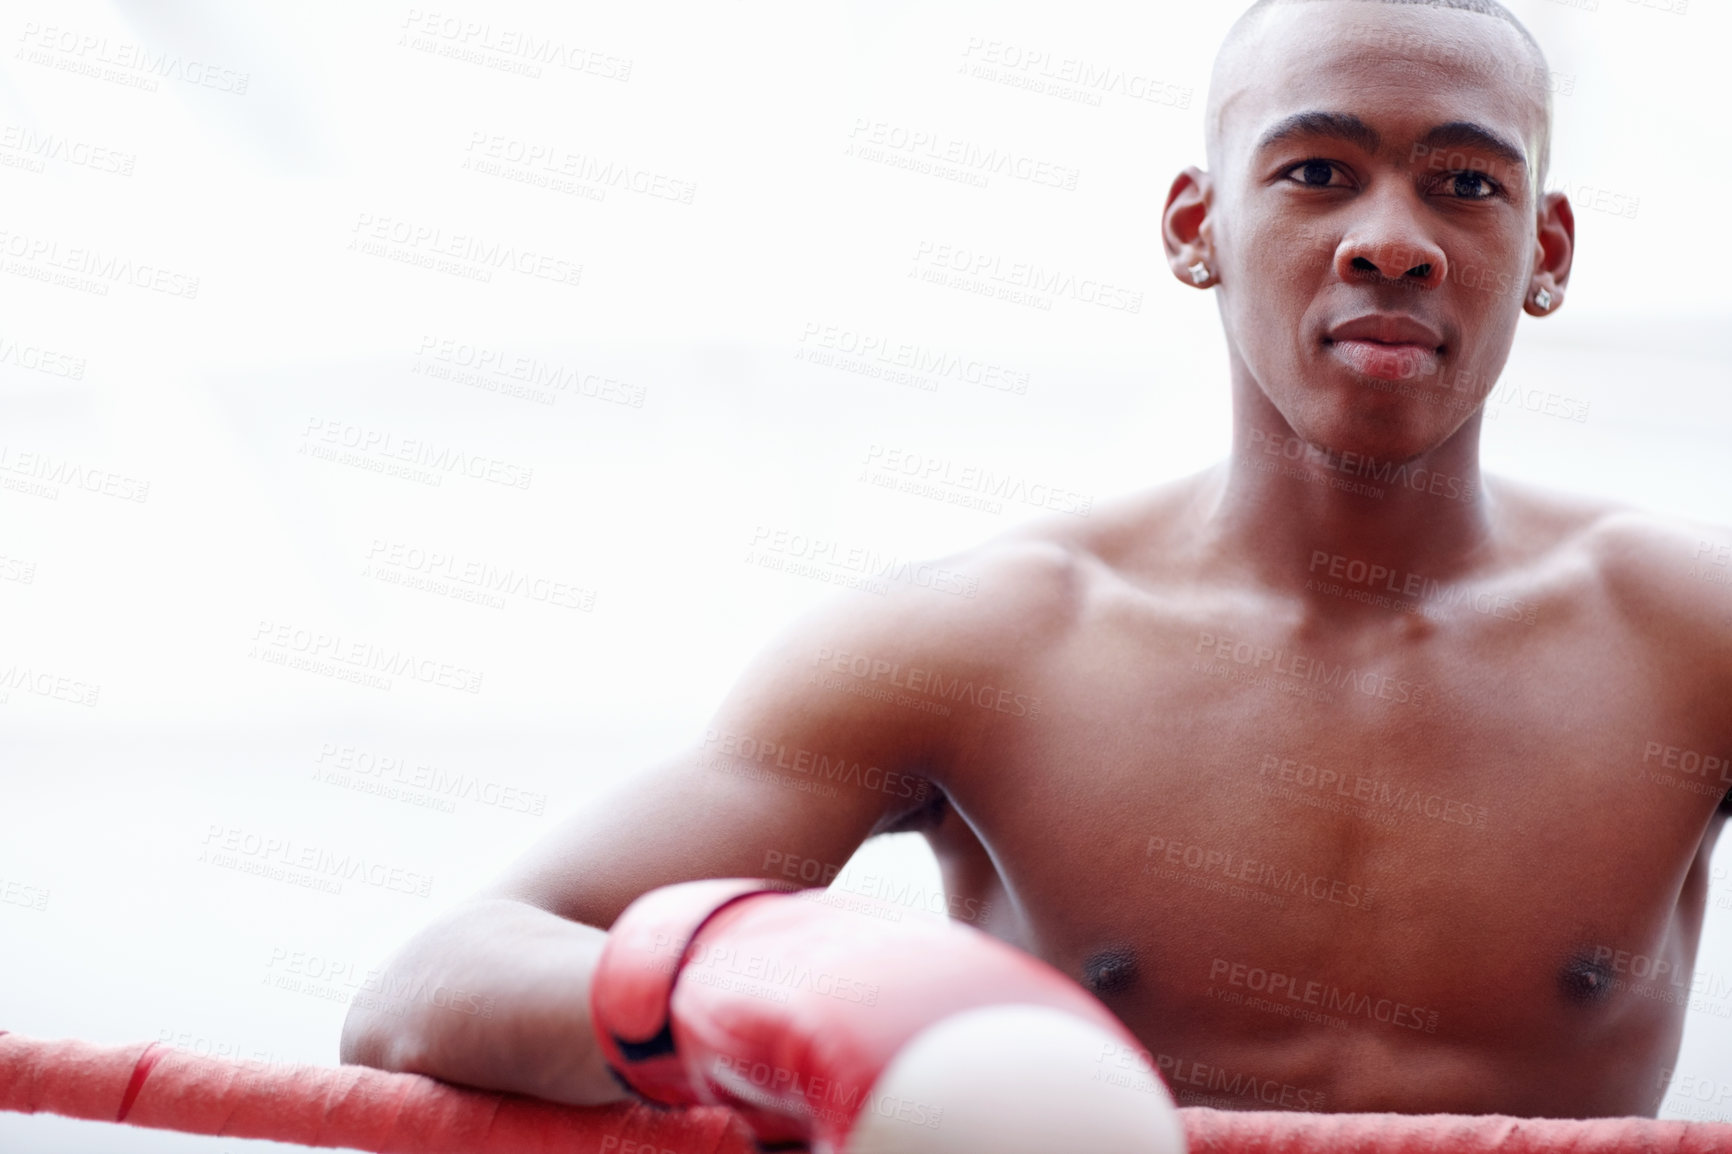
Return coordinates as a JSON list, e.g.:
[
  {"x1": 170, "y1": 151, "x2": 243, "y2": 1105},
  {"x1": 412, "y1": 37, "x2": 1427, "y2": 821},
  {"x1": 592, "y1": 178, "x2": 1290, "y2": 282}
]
[{"x1": 5, "y1": 1031, "x2": 1730, "y2": 1153}]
